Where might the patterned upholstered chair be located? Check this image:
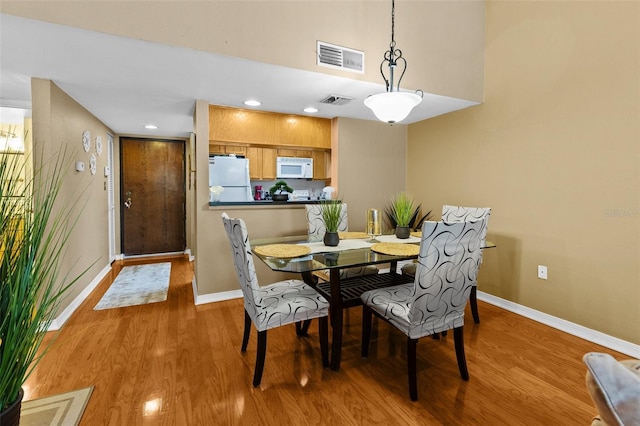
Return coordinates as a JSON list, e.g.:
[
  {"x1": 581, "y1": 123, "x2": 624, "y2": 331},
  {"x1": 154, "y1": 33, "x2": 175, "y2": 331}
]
[
  {"x1": 402, "y1": 204, "x2": 491, "y2": 323},
  {"x1": 305, "y1": 204, "x2": 378, "y2": 281},
  {"x1": 583, "y1": 352, "x2": 640, "y2": 426},
  {"x1": 361, "y1": 219, "x2": 486, "y2": 401},
  {"x1": 221, "y1": 213, "x2": 330, "y2": 386}
]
